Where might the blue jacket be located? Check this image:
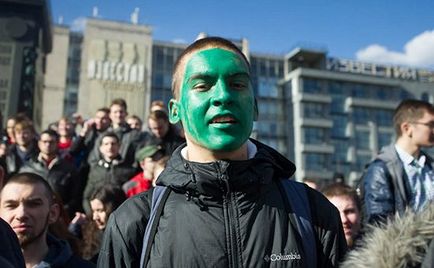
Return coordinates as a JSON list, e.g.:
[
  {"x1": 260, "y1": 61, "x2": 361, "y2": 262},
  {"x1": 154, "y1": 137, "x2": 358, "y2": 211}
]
[
  {"x1": 42, "y1": 234, "x2": 95, "y2": 268},
  {"x1": 363, "y1": 144, "x2": 434, "y2": 224}
]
